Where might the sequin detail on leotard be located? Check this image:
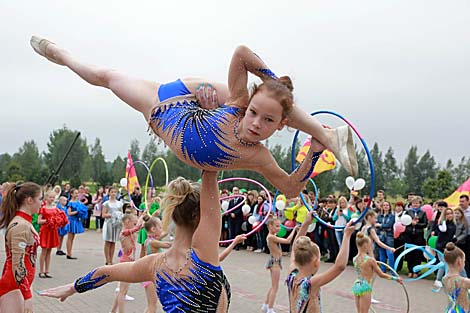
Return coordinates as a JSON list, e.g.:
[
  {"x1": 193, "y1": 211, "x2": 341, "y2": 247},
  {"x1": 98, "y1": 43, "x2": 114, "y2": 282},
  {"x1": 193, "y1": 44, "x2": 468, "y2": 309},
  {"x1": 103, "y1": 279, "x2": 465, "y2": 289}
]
[
  {"x1": 443, "y1": 276, "x2": 470, "y2": 312},
  {"x1": 155, "y1": 249, "x2": 231, "y2": 312},
  {"x1": 351, "y1": 255, "x2": 373, "y2": 296},
  {"x1": 150, "y1": 99, "x2": 240, "y2": 168},
  {"x1": 286, "y1": 269, "x2": 321, "y2": 313}
]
